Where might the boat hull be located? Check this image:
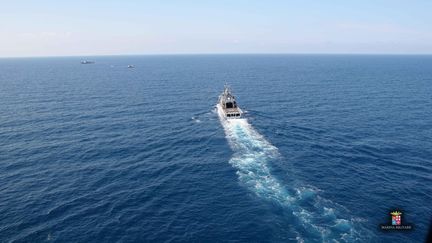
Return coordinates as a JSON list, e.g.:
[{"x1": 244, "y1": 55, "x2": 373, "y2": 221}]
[{"x1": 217, "y1": 104, "x2": 243, "y2": 120}]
